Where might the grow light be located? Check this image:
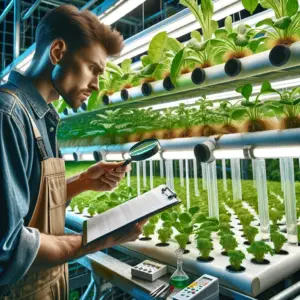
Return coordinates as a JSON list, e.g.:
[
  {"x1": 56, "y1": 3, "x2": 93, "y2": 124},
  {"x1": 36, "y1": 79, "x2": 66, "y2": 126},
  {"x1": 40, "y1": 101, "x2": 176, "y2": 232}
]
[
  {"x1": 254, "y1": 145, "x2": 300, "y2": 159},
  {"x1": 213, "y1": 149, "x2": 245, "y2": 160},
  {"x1": 98, "y1": 0, "x2": 146, "y2": 26},
  {"x1": 63, "y1": 154, "x2": 75, "y2": 161},
  {"x1": 81, "y1": 153, "x2": 95, "y2": 161},
  {"x1": 105, "y1": 152, "x2": 124, "y2": 161},
  {"x1": 161, "y1": 150, "x2": 194, "y2": 160}
]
